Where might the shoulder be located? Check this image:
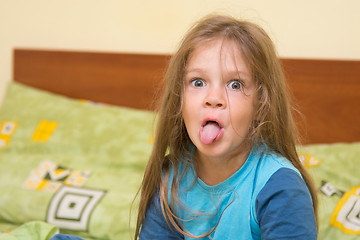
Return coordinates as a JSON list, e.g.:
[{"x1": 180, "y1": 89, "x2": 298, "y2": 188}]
[
  {"x1": 255, "y1": 149, "x2": 300, "y2": 175},
  {"x1": 255, "y1": 168, "x2": 317, "y2": 239},
  {"x1": 256, "y1": 167, "x2": 312, "y2": 209},
  {"x1": 250, "y1": 149, "x2": 301, "y2": 194}
]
